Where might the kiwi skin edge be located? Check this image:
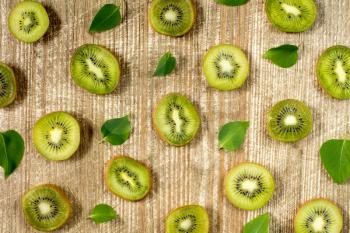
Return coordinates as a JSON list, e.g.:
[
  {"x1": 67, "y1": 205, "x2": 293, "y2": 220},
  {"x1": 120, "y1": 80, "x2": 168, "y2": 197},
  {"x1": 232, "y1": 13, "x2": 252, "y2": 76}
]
[{"x1": 104, "y1": 155, "x2": 153, "y2": 202}]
